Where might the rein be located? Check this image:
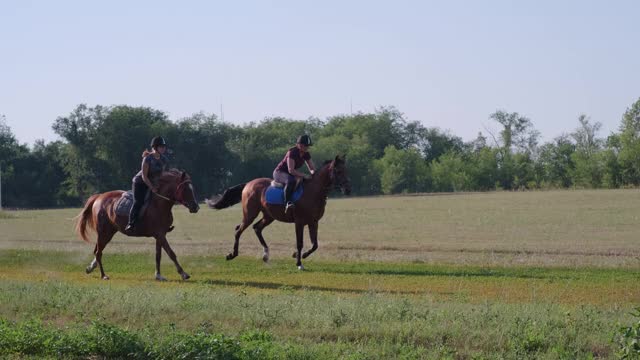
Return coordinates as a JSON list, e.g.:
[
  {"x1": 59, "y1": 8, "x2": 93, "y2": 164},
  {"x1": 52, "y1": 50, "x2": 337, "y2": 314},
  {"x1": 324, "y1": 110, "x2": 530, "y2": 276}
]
[
  {"x1": 153, "y1": 192, "x2": 172, "y2": 202},
  {"x1": 153, "y1": 179, "x2": 192, "y2": 204}
]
